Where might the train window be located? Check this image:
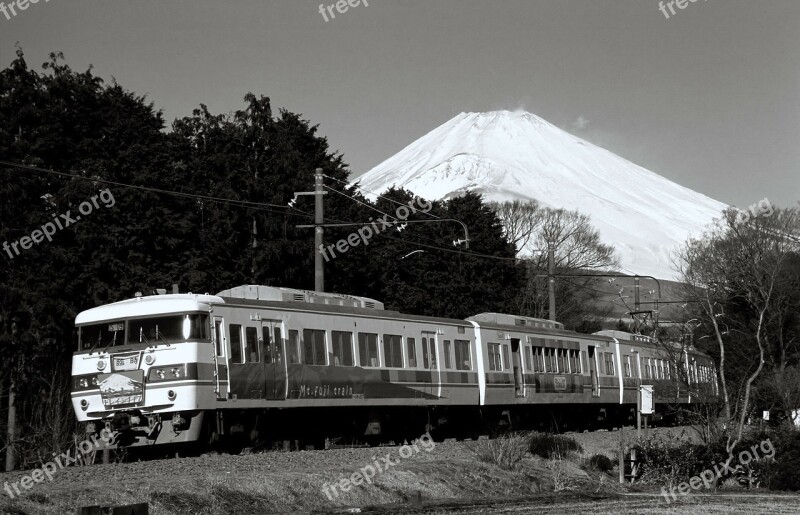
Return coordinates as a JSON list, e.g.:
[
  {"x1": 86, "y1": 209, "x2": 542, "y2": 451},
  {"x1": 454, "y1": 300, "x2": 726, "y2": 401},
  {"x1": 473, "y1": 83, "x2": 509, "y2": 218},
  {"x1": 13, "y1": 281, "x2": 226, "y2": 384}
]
[
  {"x1": 623, "y1": 355, "x2": 632, "y2": 378},
  {"x1": 274, "y1": 327, "x2": 283, "y2": 364},
  {"x1": 80, "y1": 322, "x2": 126, "y2": 351},
  {"x1": 665, "y1": 361, "x2": 671, "y2": 379},
  {"x1": 543, "y1": 348, "x2": 552, "y2": 373},
  {"x1": 422, "y1": 337, "x2": 429, "y2": 368},
  {"x1": 358, "y1": 333, "x2": 379, "y2": 367},
  {"x1": 262, "y1": 327, "x2": 273, "y2": 364},
  {"x1": 604, "y1": 352, "x2": 615, "y2": 376},
  {"x1": 524, "y1": 346, "x2": 532, "y2": 371},
  {"x1": 569, "y1": 350, "x2": 581, "y2": 374},
  {"x1": 488, "y1": 343, "x2": 502, "y2": 371},
  {"x1": 303, "y1": 329, "x2": 326, "y2": 366},
  {"x1": 288, "y1": 330, "x2": 300, "y2": 364},
  {"x1": 455, "y1": 340, "x2": 471, "y2": 371},
  {"x1": 557, "y1": 349, "x2": 566, "y2": 373},
  {"x1": 532, "y1": 347, "x2": 542, "y2": 373},
  {"x1": 383, "y1": 334, "x2": 403, "y2": 368},
  {"x1": 644, "y1": 359, "x2": 651, "y2": 379},
  {"x1": 214, "y1": 321, "x2": 223, "y2": 357},
  {"x1": 502, "y1": 344, "x2": 510, "y2": 370},
  {"x1": 443, "y1": 340, "x2": 453, "y2": 369},
  {"x1": 245, "y1": 327, "x2": 259, "y2": 363},
  {"x1": 659, "y1": 360, "x2": 665, "y2": 380},
  {"x1": 127, "y1": 314, "x2": 210, "y2": 345},
  {"x1": 406, "y1": 338, "x2": 417, "y2": 368},
  {"x1": 331, "y1": 331, "x2": 354, "y2": 366},
  {"x1": 229, "y1": 324, "x2": 243, "y2": 364}
]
